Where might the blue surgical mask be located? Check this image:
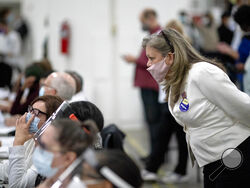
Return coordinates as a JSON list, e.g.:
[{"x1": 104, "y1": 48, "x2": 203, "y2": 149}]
[
  {"x1": 142, "y1": 23, "x2": 150, "y2": 32},
  {"x1": 26, "y1": 112, "x2": 40, "y2": 133},
  {"x1": 32, "y1": 146, "x2": 58, "y2": 178},
  {"x1": 39, "y1": 86, "x2": 45, "y2": 97}
]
